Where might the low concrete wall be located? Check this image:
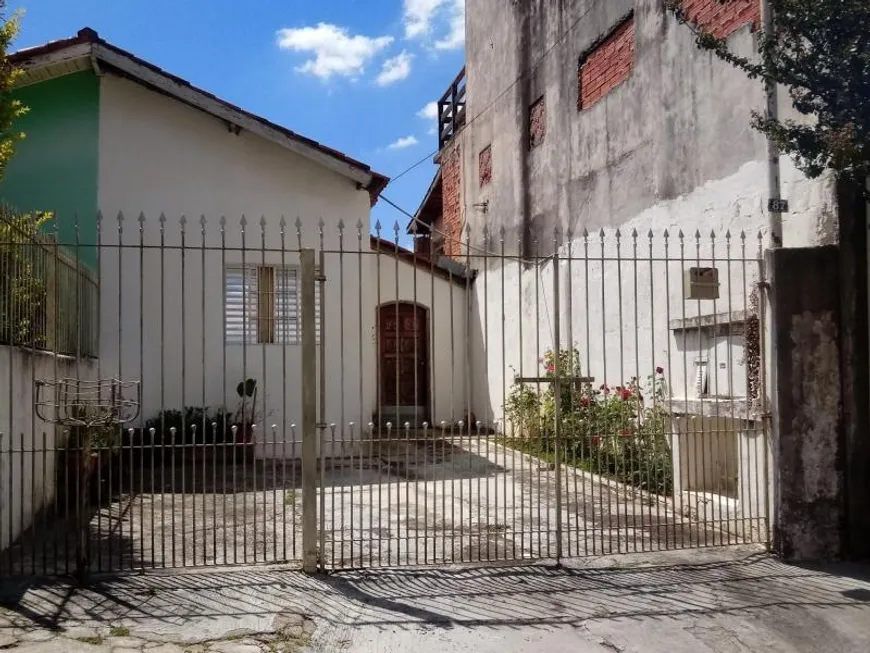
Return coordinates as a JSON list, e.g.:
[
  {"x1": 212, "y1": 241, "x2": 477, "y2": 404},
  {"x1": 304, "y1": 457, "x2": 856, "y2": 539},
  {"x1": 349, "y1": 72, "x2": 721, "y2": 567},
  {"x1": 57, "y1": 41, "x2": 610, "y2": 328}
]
[
  {"x1": 671, "y1": 414, "x2": 767, "y2": 541},
  {"x1": 768, "y1": 246, "x2": 845, "y2": 560},
  {"x1": 0, "y1": 346, "x2": 98, "y2": 552}
]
